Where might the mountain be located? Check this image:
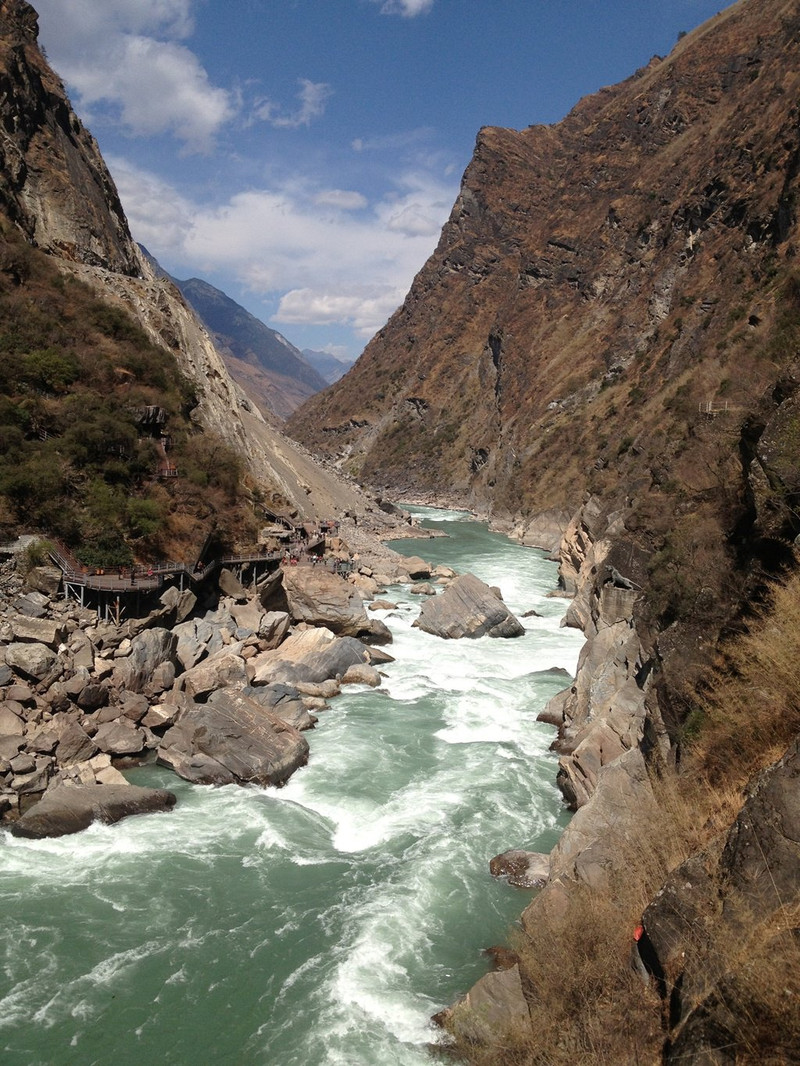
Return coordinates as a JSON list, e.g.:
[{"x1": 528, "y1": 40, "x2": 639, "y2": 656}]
[
  {"x1": 174, "y1": 276, "x2": 328, "y2": 420},
  {"x1": 302, "y1": 348, "x2": 355, "y2": 385},
  {"x1": 0, "y1": 0, "x2": 396, "y2": 558},
  {"x1": 289, "y1": 0, "x2": 800, "y2": 533},
  {"x1": 287, "y1": 0, "x2": 800, "y2": 1055}
]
